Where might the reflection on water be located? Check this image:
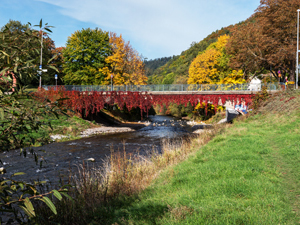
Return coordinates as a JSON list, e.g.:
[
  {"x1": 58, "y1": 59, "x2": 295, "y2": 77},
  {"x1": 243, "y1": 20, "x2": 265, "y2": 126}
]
[{"x1": 0, "y1": 115, "x2": 196, "y2": 184}]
